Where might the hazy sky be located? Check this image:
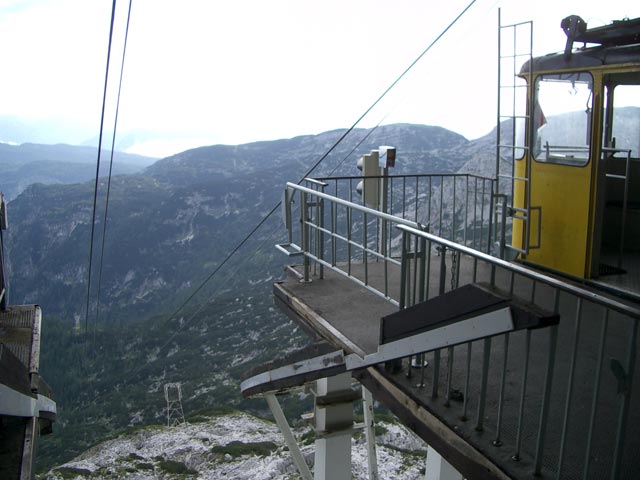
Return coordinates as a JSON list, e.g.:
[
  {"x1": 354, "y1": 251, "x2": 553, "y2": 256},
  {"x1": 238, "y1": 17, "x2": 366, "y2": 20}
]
[{"x1": 0, "y1": 0, "x2": 636, "y2": 157}]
